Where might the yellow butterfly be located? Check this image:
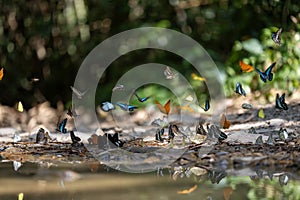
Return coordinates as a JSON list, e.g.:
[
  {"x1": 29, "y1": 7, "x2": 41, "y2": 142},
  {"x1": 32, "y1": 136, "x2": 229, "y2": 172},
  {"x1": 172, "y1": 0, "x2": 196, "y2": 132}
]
[{"x1": 191, "y1": 73, "x2": 206, "y2": 81}]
